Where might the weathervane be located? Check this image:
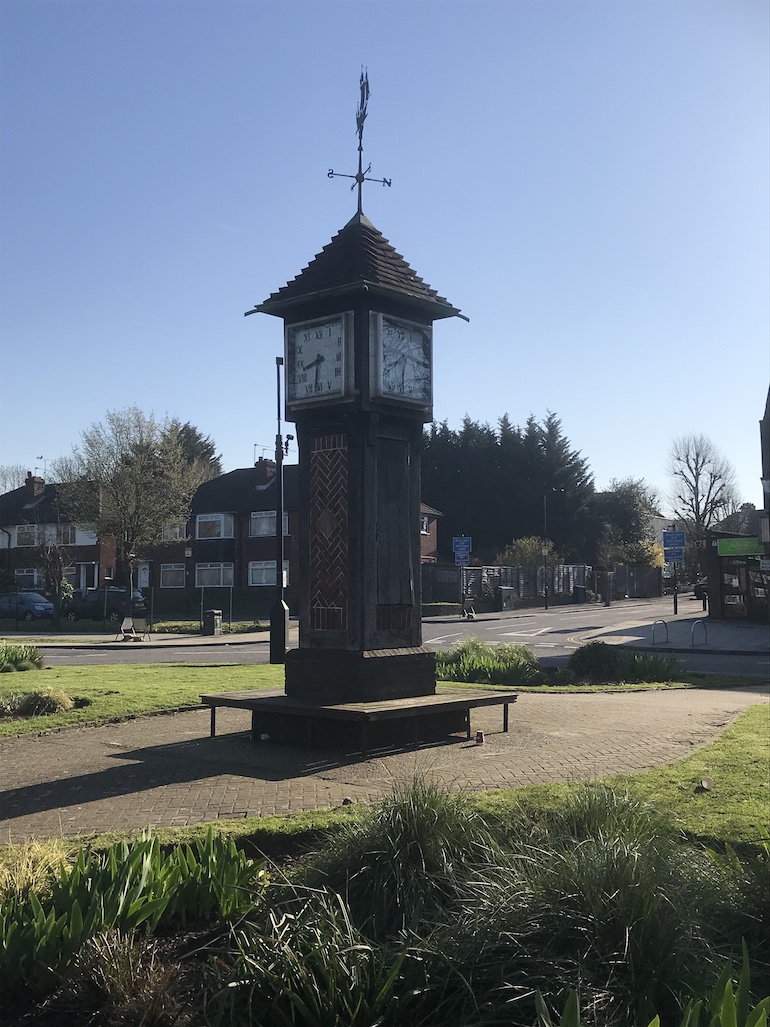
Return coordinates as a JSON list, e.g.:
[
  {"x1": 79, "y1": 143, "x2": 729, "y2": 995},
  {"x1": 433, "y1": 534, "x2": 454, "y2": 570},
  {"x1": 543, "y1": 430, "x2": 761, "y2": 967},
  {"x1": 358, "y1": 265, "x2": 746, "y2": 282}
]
[{"x1": 328, "y1": 70, "x2": 391, "y2": 215}]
